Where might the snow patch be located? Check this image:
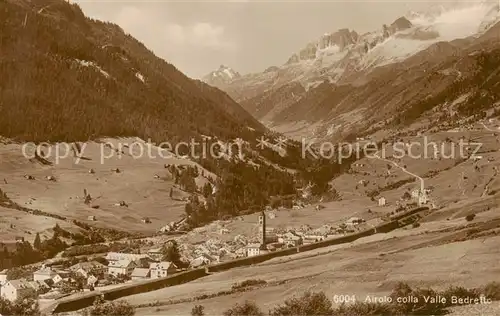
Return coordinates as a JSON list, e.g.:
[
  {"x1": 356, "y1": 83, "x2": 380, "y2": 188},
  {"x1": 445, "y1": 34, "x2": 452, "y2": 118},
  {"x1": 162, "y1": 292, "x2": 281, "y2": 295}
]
[
  {"x1": 360, "y1": 38, "x2": 435, "y2": 69},
  {"x1": 223, "y1": 68, "x2": 235, "y2": 79},
  {"x1": 135, "y1": 72, "x2": 145, "y2": 83},
  {"x1": 75, "y1": 59, "x2": 110, "y2": 79}
]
